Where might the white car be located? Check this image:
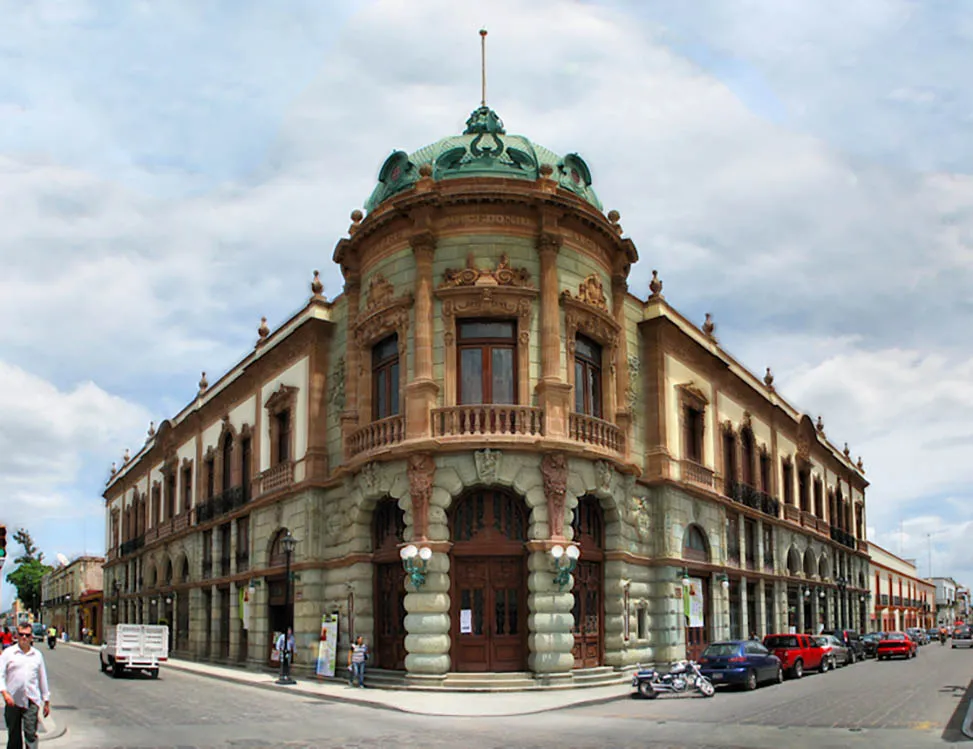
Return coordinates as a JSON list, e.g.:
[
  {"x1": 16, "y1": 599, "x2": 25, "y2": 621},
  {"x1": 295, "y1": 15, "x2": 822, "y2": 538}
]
[{"x1": 952, "y1": 626, "x2": 972, "y2": 648}]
